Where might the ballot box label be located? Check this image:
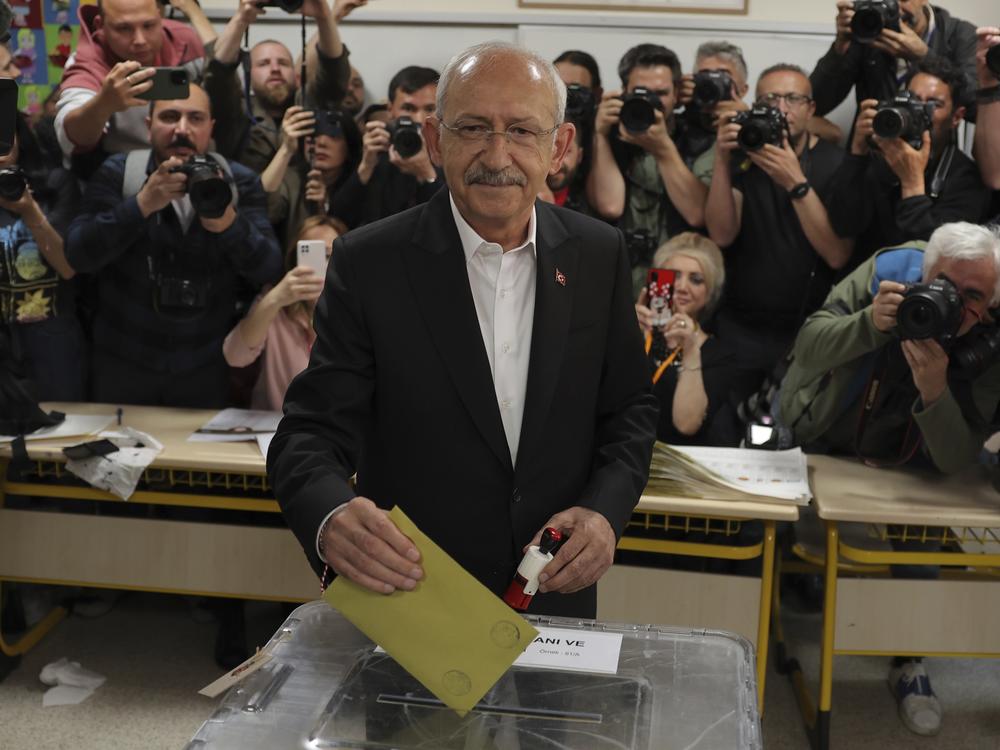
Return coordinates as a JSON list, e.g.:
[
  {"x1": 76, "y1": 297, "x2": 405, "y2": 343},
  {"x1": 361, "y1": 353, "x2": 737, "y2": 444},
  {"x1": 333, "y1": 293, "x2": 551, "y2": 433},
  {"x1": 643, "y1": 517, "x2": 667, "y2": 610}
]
[{"x1": 513, "y1": 627, "x2": 623, "y2": 674}]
